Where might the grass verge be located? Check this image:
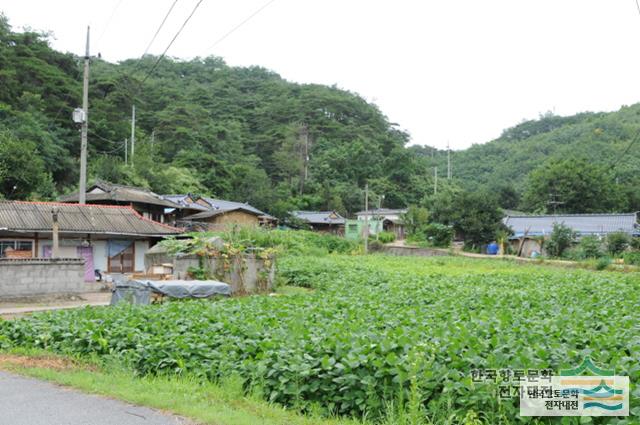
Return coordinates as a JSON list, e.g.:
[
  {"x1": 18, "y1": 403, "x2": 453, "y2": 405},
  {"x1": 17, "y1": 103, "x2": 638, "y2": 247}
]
[{"x1": 0, "y1": 350, "x2": 360, "y2": 425}]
